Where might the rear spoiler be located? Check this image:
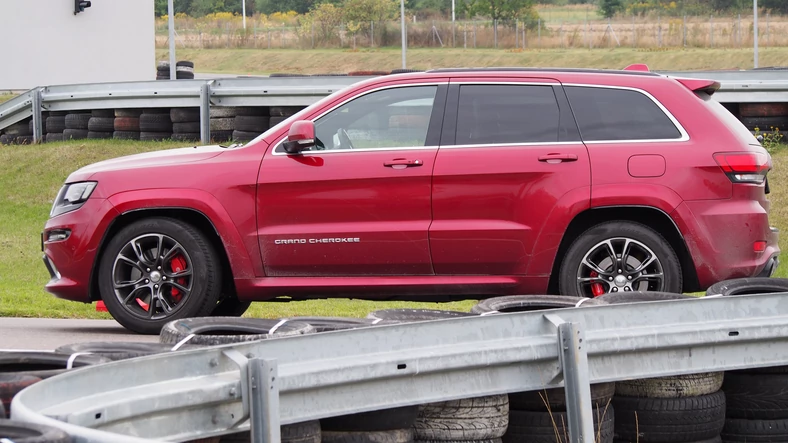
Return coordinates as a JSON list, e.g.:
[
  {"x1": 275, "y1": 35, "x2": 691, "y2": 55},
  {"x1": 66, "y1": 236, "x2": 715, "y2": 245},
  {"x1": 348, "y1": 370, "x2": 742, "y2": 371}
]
[{"x1": 623, "y1": 64, "x2": 720, "y2": 96}]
